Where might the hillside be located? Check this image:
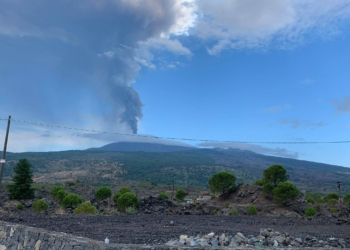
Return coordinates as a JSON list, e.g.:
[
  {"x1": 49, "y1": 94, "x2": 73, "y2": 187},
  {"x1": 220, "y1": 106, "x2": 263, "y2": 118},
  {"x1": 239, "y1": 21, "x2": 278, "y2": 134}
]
[
  {"x1": 1, "y1": 147, "x2": 349, "y2": 193},
  {"x1": 86, "y1": 142, "x2": 194, "y2": 152}
]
